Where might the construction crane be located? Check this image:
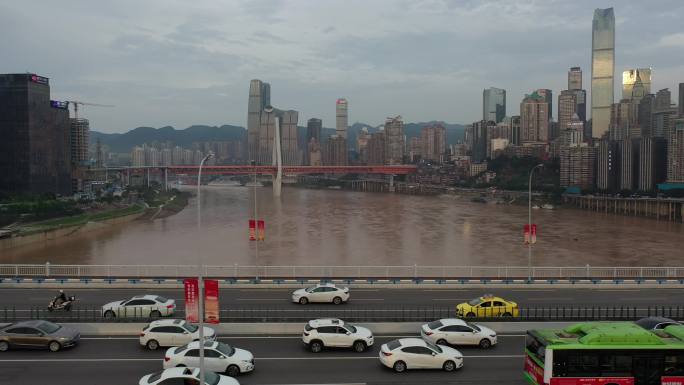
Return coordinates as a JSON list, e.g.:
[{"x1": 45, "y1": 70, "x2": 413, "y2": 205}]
[{"x1": 65, "y1": 100, "x2": 115, "y2": 119}]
